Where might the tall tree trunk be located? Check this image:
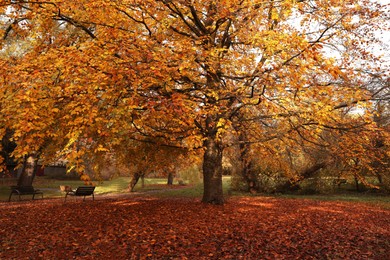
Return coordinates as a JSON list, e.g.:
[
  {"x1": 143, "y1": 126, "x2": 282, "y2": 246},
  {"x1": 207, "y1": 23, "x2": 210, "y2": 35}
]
[
  {"x1": 202, "y1": 135, "x2": 224, "y2": 204},
  {"x1": 17, "y1": 153, "x2": 38, "y2": 187}
]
